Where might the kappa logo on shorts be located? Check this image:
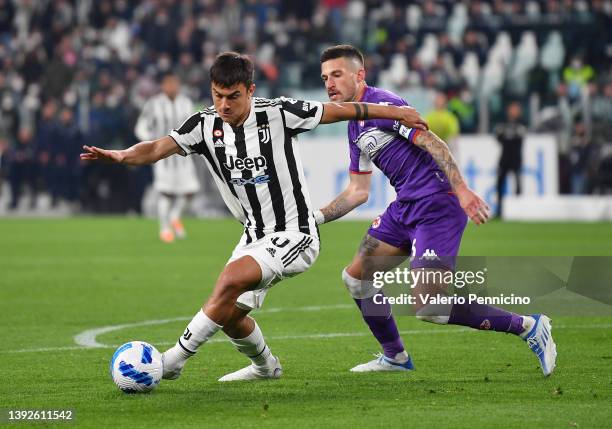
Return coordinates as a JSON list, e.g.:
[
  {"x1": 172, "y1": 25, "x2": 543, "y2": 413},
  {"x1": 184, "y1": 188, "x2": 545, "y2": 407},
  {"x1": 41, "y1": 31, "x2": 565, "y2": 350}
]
[
  {"x1": 420, "y1": 249, "x2": 440, "y2": 261},
  {"x1": 371, "y1": 216, "x2": 381, "y2": 229}
]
